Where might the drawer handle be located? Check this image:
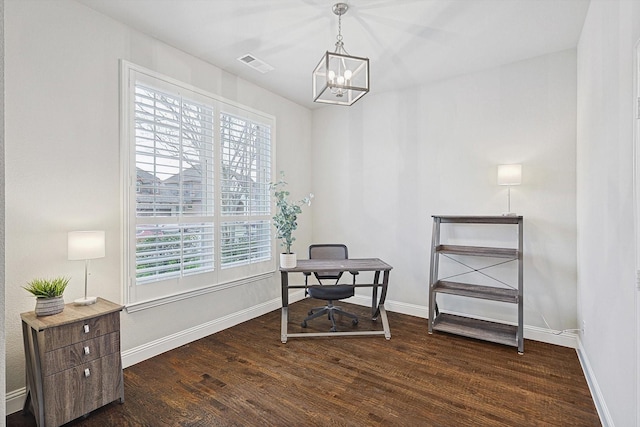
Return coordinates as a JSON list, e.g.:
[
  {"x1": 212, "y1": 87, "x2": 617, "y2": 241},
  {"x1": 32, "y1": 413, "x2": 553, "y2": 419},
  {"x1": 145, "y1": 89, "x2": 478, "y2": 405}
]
[
  {"x1": 83, "y1": 324, "x2": 90, "y2": 334},
  {"x1": 84, "y1": 346, "x2": 90, "y2": 355},
  {"x1": 84, "y1": 368, "x2": 91, "y2": 378}
]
